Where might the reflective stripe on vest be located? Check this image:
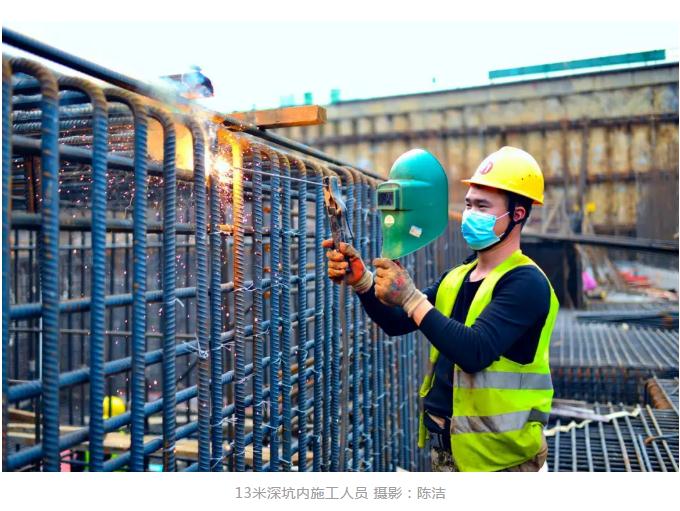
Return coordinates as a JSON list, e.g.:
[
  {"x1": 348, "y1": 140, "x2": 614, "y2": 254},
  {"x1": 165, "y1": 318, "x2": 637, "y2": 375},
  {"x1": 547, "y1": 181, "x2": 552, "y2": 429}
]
[
  {"x1": 456, "y1": 371, "x2": 553, "y2": 391},
  {"x1": 452, "y1": 409, "x2": 550, "y2": 435}
]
